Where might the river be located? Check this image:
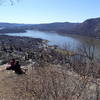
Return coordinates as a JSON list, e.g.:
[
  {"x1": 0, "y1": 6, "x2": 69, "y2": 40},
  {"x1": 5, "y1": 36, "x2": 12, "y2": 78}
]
[{"x1": 0, "y1": 30, "x2": 100, "y2": 58}]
